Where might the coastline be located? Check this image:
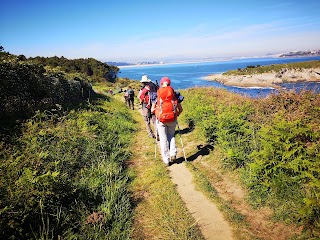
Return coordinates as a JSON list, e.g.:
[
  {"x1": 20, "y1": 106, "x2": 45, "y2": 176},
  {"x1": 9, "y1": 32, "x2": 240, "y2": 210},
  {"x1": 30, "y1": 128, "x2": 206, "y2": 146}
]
[
  {"x1": 118, "y1": 61, "x2": 212, "y2": 69},
  {"x1": 117, "y1": 55, "x2": 320, "y2": 69},
  {"x1": 202, "y1": 68, "x2": 320, "y2": 88},
  {"x1": 118, "y1": 58, "x2": 260, "y2": 69}
]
